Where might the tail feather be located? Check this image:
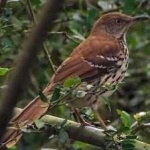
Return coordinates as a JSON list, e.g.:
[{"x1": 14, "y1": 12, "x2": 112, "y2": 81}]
[
  {"x1": 12, "y1": 96, "x2": 49, "y2": 123},
  {"x1": 0, "y1": 92, "x2": 50, "y2": 148}
]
